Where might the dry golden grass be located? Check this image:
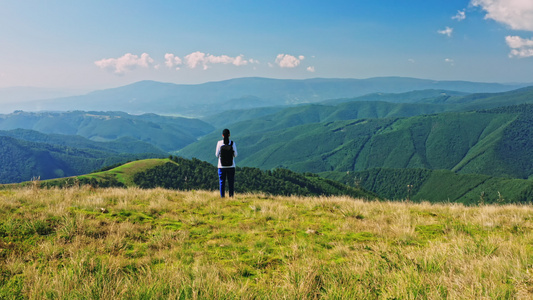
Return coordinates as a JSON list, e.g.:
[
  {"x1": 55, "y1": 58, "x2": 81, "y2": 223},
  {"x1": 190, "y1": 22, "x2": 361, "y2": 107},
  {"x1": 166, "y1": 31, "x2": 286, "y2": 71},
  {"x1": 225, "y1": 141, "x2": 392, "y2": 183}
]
[{"x1": 0, "y1": 187, "x2": 532, "y2": 299}]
